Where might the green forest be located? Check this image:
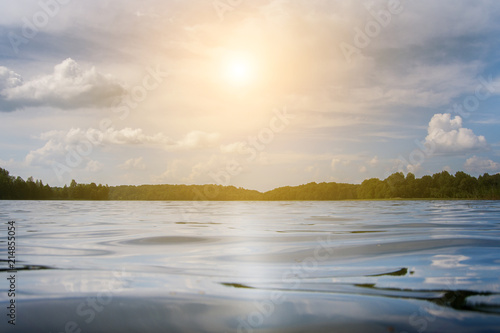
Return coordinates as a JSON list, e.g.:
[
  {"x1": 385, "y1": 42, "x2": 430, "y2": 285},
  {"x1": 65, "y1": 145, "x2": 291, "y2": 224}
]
[{"x1": 1, "y1": 167, "x2": 499, "y2": 200}]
